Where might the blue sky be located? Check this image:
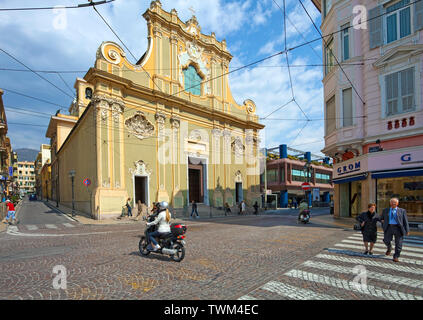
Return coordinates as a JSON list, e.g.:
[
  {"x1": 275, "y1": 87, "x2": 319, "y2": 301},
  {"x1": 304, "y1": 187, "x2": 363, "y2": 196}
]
[{"x1": 0, "y1": 0, "x2": 324, "y2": 155}]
